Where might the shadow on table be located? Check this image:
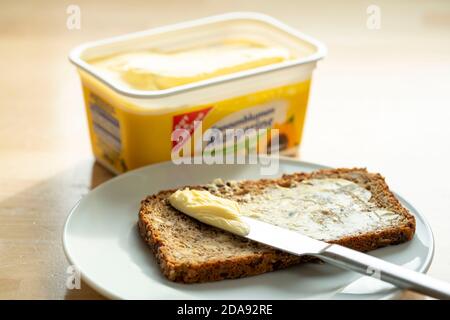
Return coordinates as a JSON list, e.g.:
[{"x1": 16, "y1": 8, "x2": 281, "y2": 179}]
[
  {"x1": 65, "y1": 161, "x2": 114, "y2": 299},
  {"x1": 90, "y1": 161, "x2": 115, "y2": 189},
  {"x1": 0, "y1": 158, "x2": 114, "y2": 299}
]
